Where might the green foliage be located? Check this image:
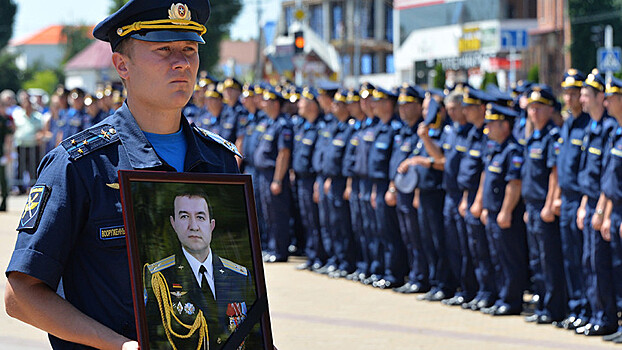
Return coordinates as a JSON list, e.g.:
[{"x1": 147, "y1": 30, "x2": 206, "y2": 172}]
[
  {"x1": 22, "y1": 70, "x2": 62, "y2": 95},
  {"x1": 62, "y1": 26, "x2": 94, "y2": 64},
  {"x1": 481, "y1": 72, "x2": 498, "y2": 89},
  {"x1": 432, "y1": 63, "x2": 445, "y2": 89},
  {"x1": 0, "y1": 0, "x2": 17, "y2": 51},
  {"x1": 0, "y1": 52, "x2": 22, "y2": 93},
  {"x1": 109, "y1": 0, "x2": 130, "y2": 14},
  {"x1": 568, "y1": 0, "x2": 622, "y2": 72},
  {"x1": 527, "y1": 64, "x2": 539, "y2": 83},
  {"x1": 198, "y1": 0, "x2": 243, "y2": 72}
]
